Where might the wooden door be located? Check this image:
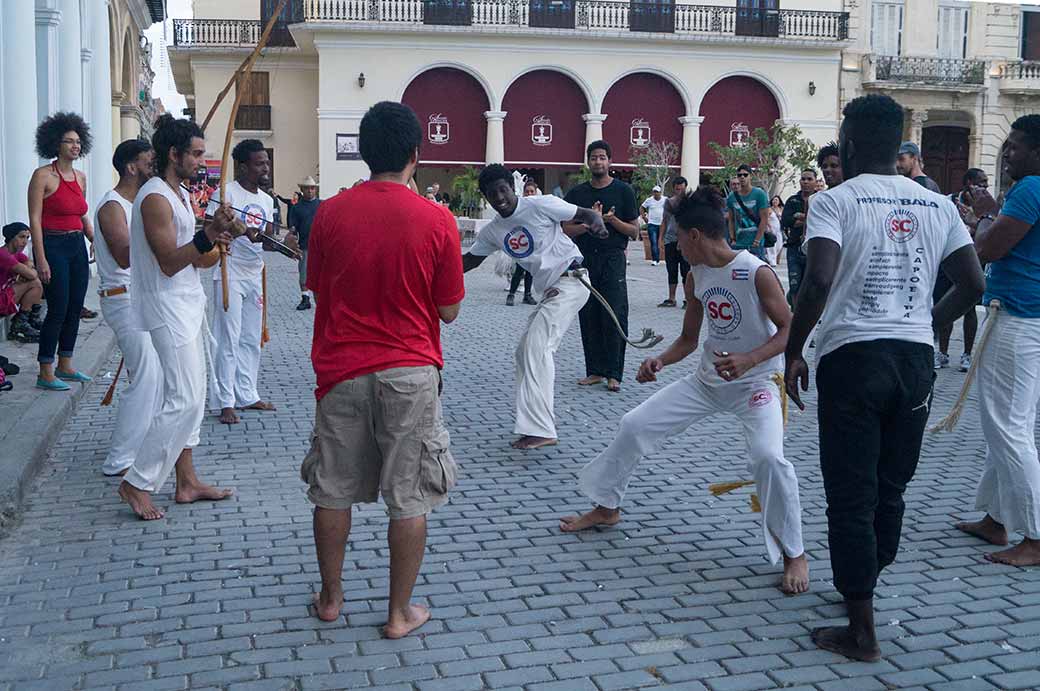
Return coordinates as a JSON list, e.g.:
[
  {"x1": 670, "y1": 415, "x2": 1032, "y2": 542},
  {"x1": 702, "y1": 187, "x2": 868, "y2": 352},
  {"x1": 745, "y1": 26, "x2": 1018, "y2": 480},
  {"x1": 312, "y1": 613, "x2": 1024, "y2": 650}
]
[{"x1": 921, "y1": 126, "x2": 969, "y2": 195}]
